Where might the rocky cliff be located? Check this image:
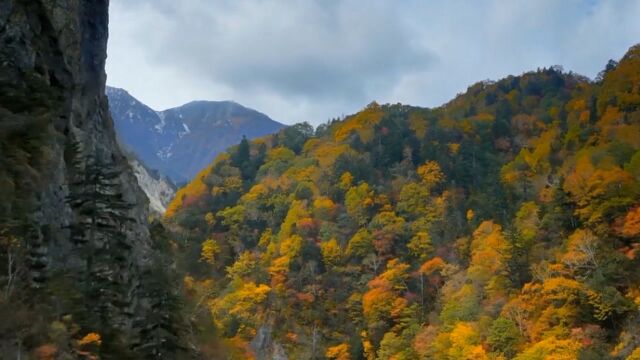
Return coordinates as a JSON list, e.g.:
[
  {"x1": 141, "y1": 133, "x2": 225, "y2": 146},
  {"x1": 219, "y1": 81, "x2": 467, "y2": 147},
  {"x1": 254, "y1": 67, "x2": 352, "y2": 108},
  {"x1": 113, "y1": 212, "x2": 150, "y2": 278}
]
[
  {"x1": 0, "y1": 0, "x2": 180, "y2": 357},
  {"x1": 128, "y1": 155, "x2": 176, "y2": 214}
]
